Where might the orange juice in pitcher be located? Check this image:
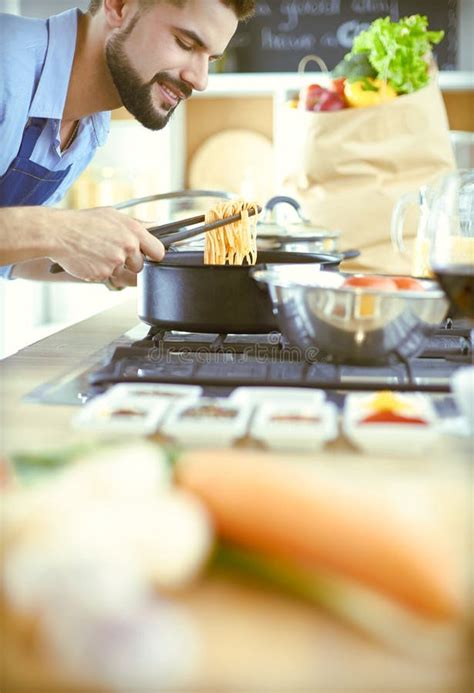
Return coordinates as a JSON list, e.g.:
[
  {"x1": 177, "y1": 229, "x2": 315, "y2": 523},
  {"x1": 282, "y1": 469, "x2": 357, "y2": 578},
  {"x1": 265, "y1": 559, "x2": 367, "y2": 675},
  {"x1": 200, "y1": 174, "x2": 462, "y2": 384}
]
[
  {"x1": 411, "y1": 236, "x2": 433, "y2": 277},
  {"x1": 391, "y1": 186, "x2": 433, "y2": 277}
]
